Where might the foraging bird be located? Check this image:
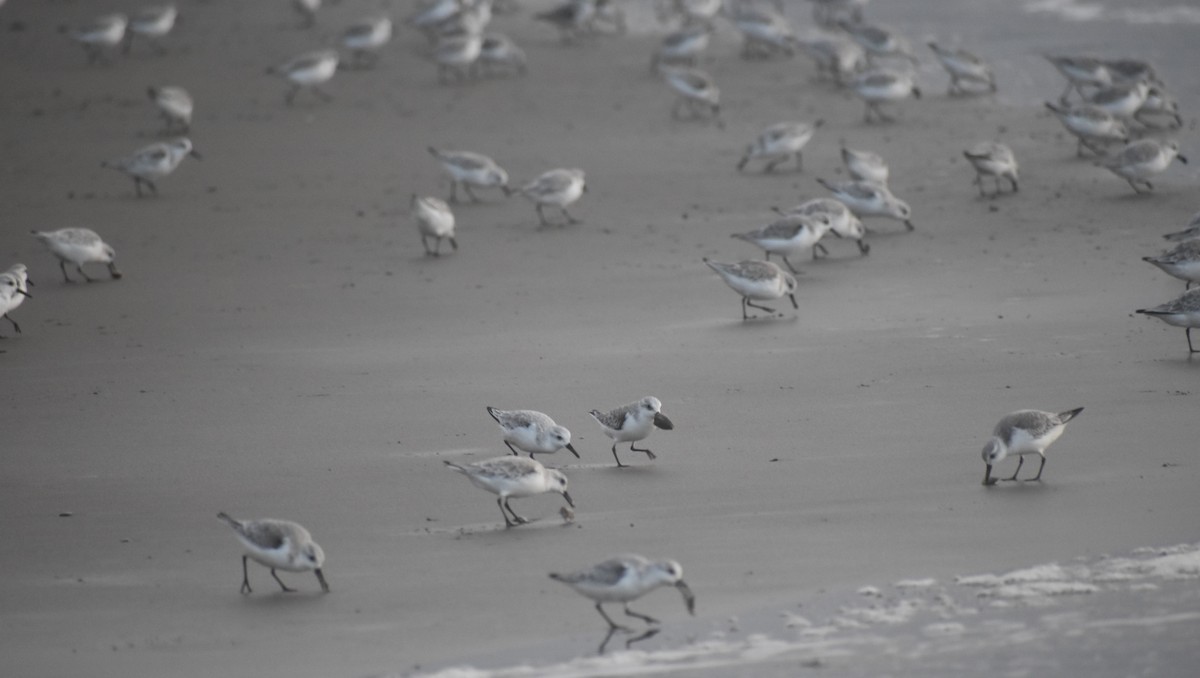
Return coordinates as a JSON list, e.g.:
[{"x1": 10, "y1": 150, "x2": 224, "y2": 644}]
[
  {"x1": 1142, "y1": 240, "x2": 1200, "y2": 289},
  {"x1": 1096, "y1": 139, "x2": 1187, "y2": 194},
  {"x1": 1136, "y1": 288, "x2": 1200, "y2": 353},
  {"x1": 928, "y1": 42, "x2": 995, "y2": 95},
  {"x1": 486, "y1": 406, "x2": 580, "y2": 458},
  {"x1": 661, "y1": 67, "x2": 723, "y2": 127},
  {"x1": 101, "y1": 137, "x2": 200, "y2": 197},
  {"x1": 841, "y1": 147, "x2": 889, "y2": 185},
  {"x1": 981, "y1": 408, "x2": 1083, "y2": 485},
  {"x1": 731, "y1": 213, "x2": 833, "y2": 272},
  {"x1": 147, "y1": 85, "x2": 193, "y2": 134},
  {"x1": 0, "y1": 264, "x2": 31, "y2": 337},
  {"x1": 963, "y1": 142, "x2": 1018, "y2": 197},
  {"x1": 268, "y1": 49, "x2": 338, "y2": 105},
  {"x1": 216, "y1": 512, "x2": 329, "y2": 594},
  {"x1": 849, "y1": 69, "x2": 921, "y2": 124},
  {"x1": 444, "y1": 456, "x2": 574, "y2": 528},
  {"x1": 411, "y1": 195, "x2": 457, "y2": 256},
  {"x1": 71, "y1": 14, "x2": 128, "y2": 64},
  {"x1": 703, "y1": 258, "x2": 798, "y2": 320},
  {"x1": 31, "y1": 228, "x2": 122, "y2": 282},
  {"x1": 737, "y1": 120, "x2": 823, "y2": 173},
  {"x1": 817, "y1": 177, "x2": 914, "y2": 231},
  {"x1": 125, "y1": 4, "x2": 177, "y2": 55},
  {"x1": 511, "y1": 168, "x2": 587, "y2": 227},
  {"x1": 588, "y1": 397, "x2": 675, "y2": 467},
  {"x1": 428, "y1": 147, "x2": 510, "y2": 203}
]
